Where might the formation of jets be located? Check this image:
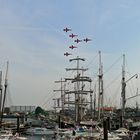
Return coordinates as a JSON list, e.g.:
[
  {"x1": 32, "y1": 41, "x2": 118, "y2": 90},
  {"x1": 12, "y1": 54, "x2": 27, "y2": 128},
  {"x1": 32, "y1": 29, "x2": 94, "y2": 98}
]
[{"x1": 63, "y1": 27, "x2": 92, "y2": 56}]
